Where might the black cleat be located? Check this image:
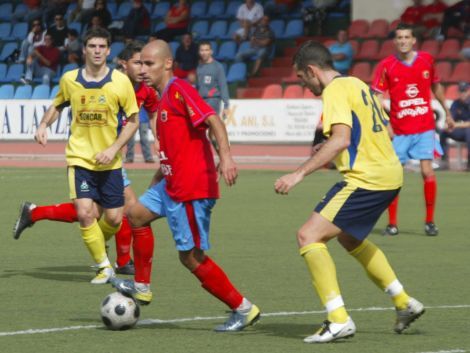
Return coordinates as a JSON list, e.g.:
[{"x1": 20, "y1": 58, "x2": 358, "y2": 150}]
[
  {"x1": 115, "y1": 259, "x2": 135, "y2": 275},
  {"x1": 424, "y1": 222, "x2": 438, "y2": 236},
  {"x1": 382, "y1": 224, "x2": 399, "y2": 236},
  {"x1": 13, "y1": 202, "x2": 36, "y2": 239}
]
